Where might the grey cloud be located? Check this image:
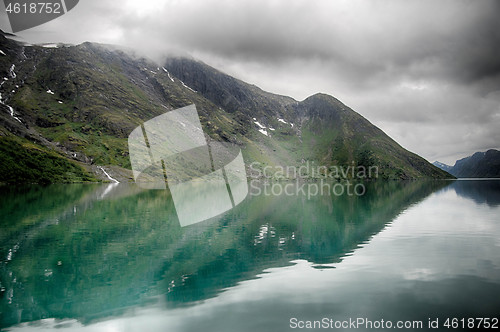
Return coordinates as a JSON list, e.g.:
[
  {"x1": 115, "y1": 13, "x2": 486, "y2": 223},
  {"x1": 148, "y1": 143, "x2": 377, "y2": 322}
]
[{"x1": 144, "y1": 0, "x2": 500, "y2": 87}]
